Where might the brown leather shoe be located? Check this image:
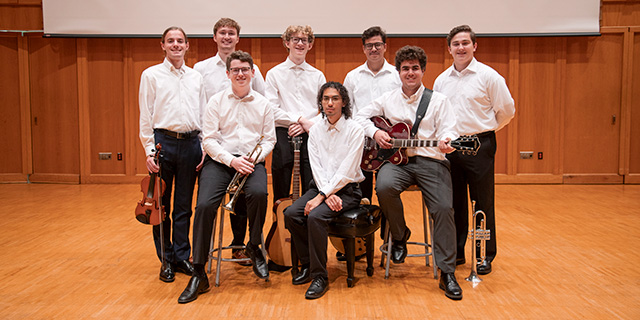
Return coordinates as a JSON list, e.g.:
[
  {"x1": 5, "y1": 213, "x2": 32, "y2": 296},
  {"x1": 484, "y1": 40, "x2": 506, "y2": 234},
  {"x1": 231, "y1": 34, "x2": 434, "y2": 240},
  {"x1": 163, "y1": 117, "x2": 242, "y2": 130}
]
[{"x1": 232, "y1": 249, "x2": 252, "y2": 266}]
